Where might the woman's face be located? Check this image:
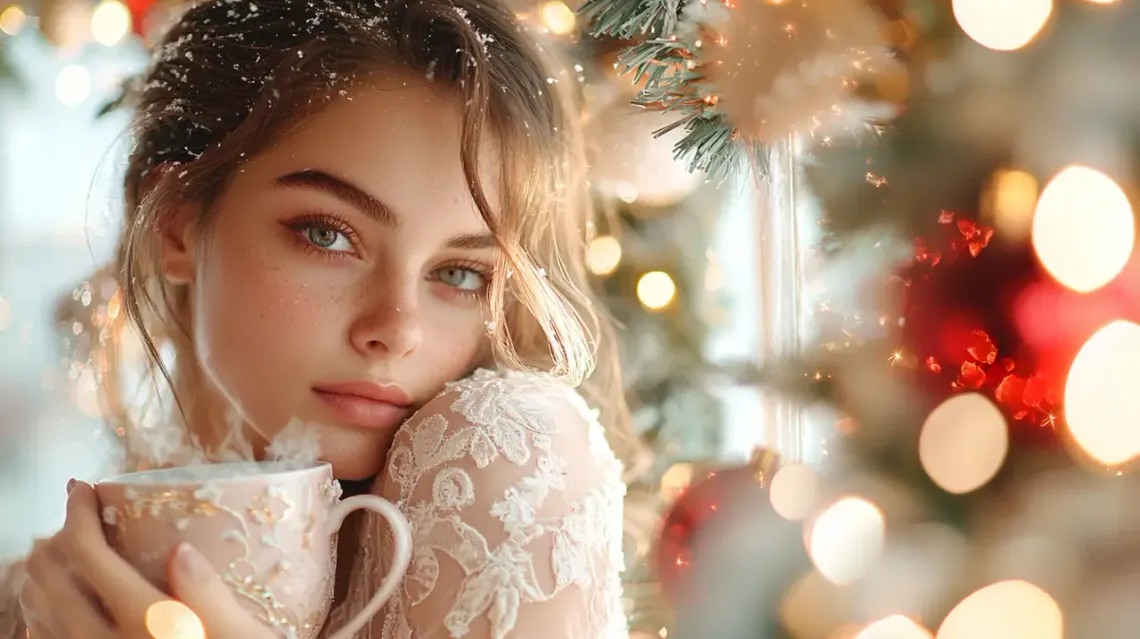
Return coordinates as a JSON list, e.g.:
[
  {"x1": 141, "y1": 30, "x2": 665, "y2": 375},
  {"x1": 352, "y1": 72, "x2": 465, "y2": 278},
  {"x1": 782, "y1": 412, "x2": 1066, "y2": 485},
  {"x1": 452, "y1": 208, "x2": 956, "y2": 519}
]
[{"x1": 162, "y1": 81, "x2": 497, "y2": 479}]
